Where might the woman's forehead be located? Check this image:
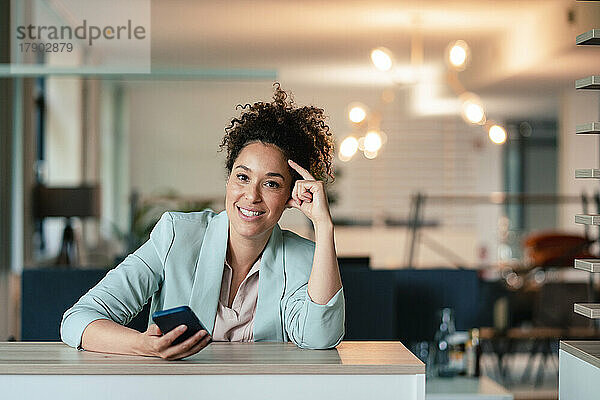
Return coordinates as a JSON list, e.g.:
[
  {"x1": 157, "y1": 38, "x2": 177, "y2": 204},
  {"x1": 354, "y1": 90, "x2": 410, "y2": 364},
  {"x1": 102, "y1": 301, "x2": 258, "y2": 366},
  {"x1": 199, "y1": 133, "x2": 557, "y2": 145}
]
[{"x1": 235, "y1": 142, "x2": 290, "y2": 174}]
